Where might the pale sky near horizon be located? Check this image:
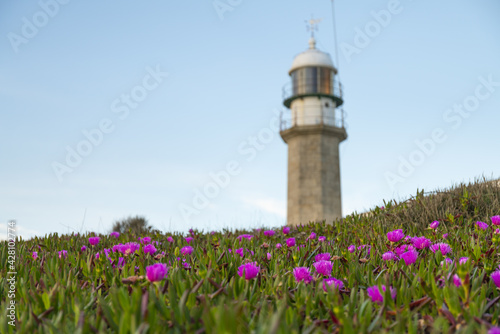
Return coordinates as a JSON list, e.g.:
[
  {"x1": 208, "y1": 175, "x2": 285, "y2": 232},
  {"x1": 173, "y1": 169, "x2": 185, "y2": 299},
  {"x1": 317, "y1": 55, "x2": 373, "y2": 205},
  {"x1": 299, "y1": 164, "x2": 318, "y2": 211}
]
[{"x1": 1, "y1": 0, "x2": 499, "y2": 239}]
